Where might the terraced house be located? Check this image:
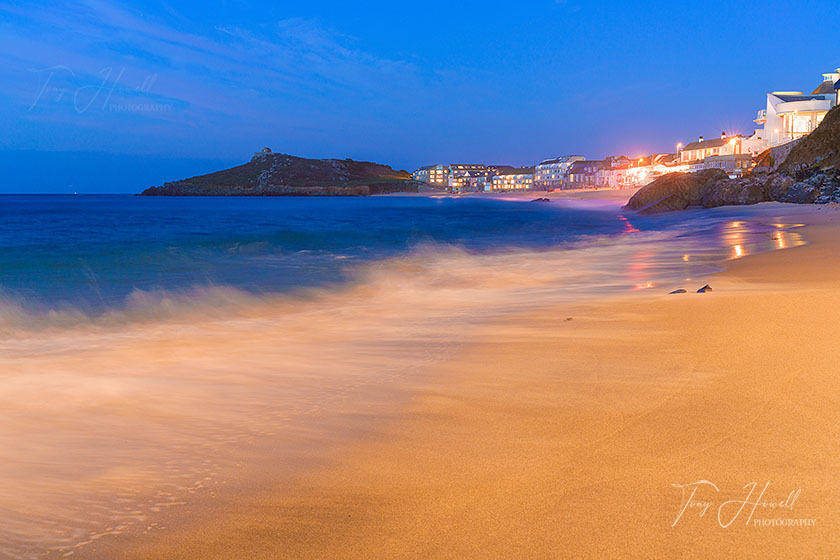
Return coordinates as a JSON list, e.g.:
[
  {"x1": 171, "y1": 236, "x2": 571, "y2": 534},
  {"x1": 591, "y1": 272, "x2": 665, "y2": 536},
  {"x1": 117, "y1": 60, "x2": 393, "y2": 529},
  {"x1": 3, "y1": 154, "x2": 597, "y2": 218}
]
[
  {"x1": 491, "y1": 168, "x2": 534, "y2": 191},
  {"x1": 566, "y1": 160, "x2": 605, "y2": 188}
]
